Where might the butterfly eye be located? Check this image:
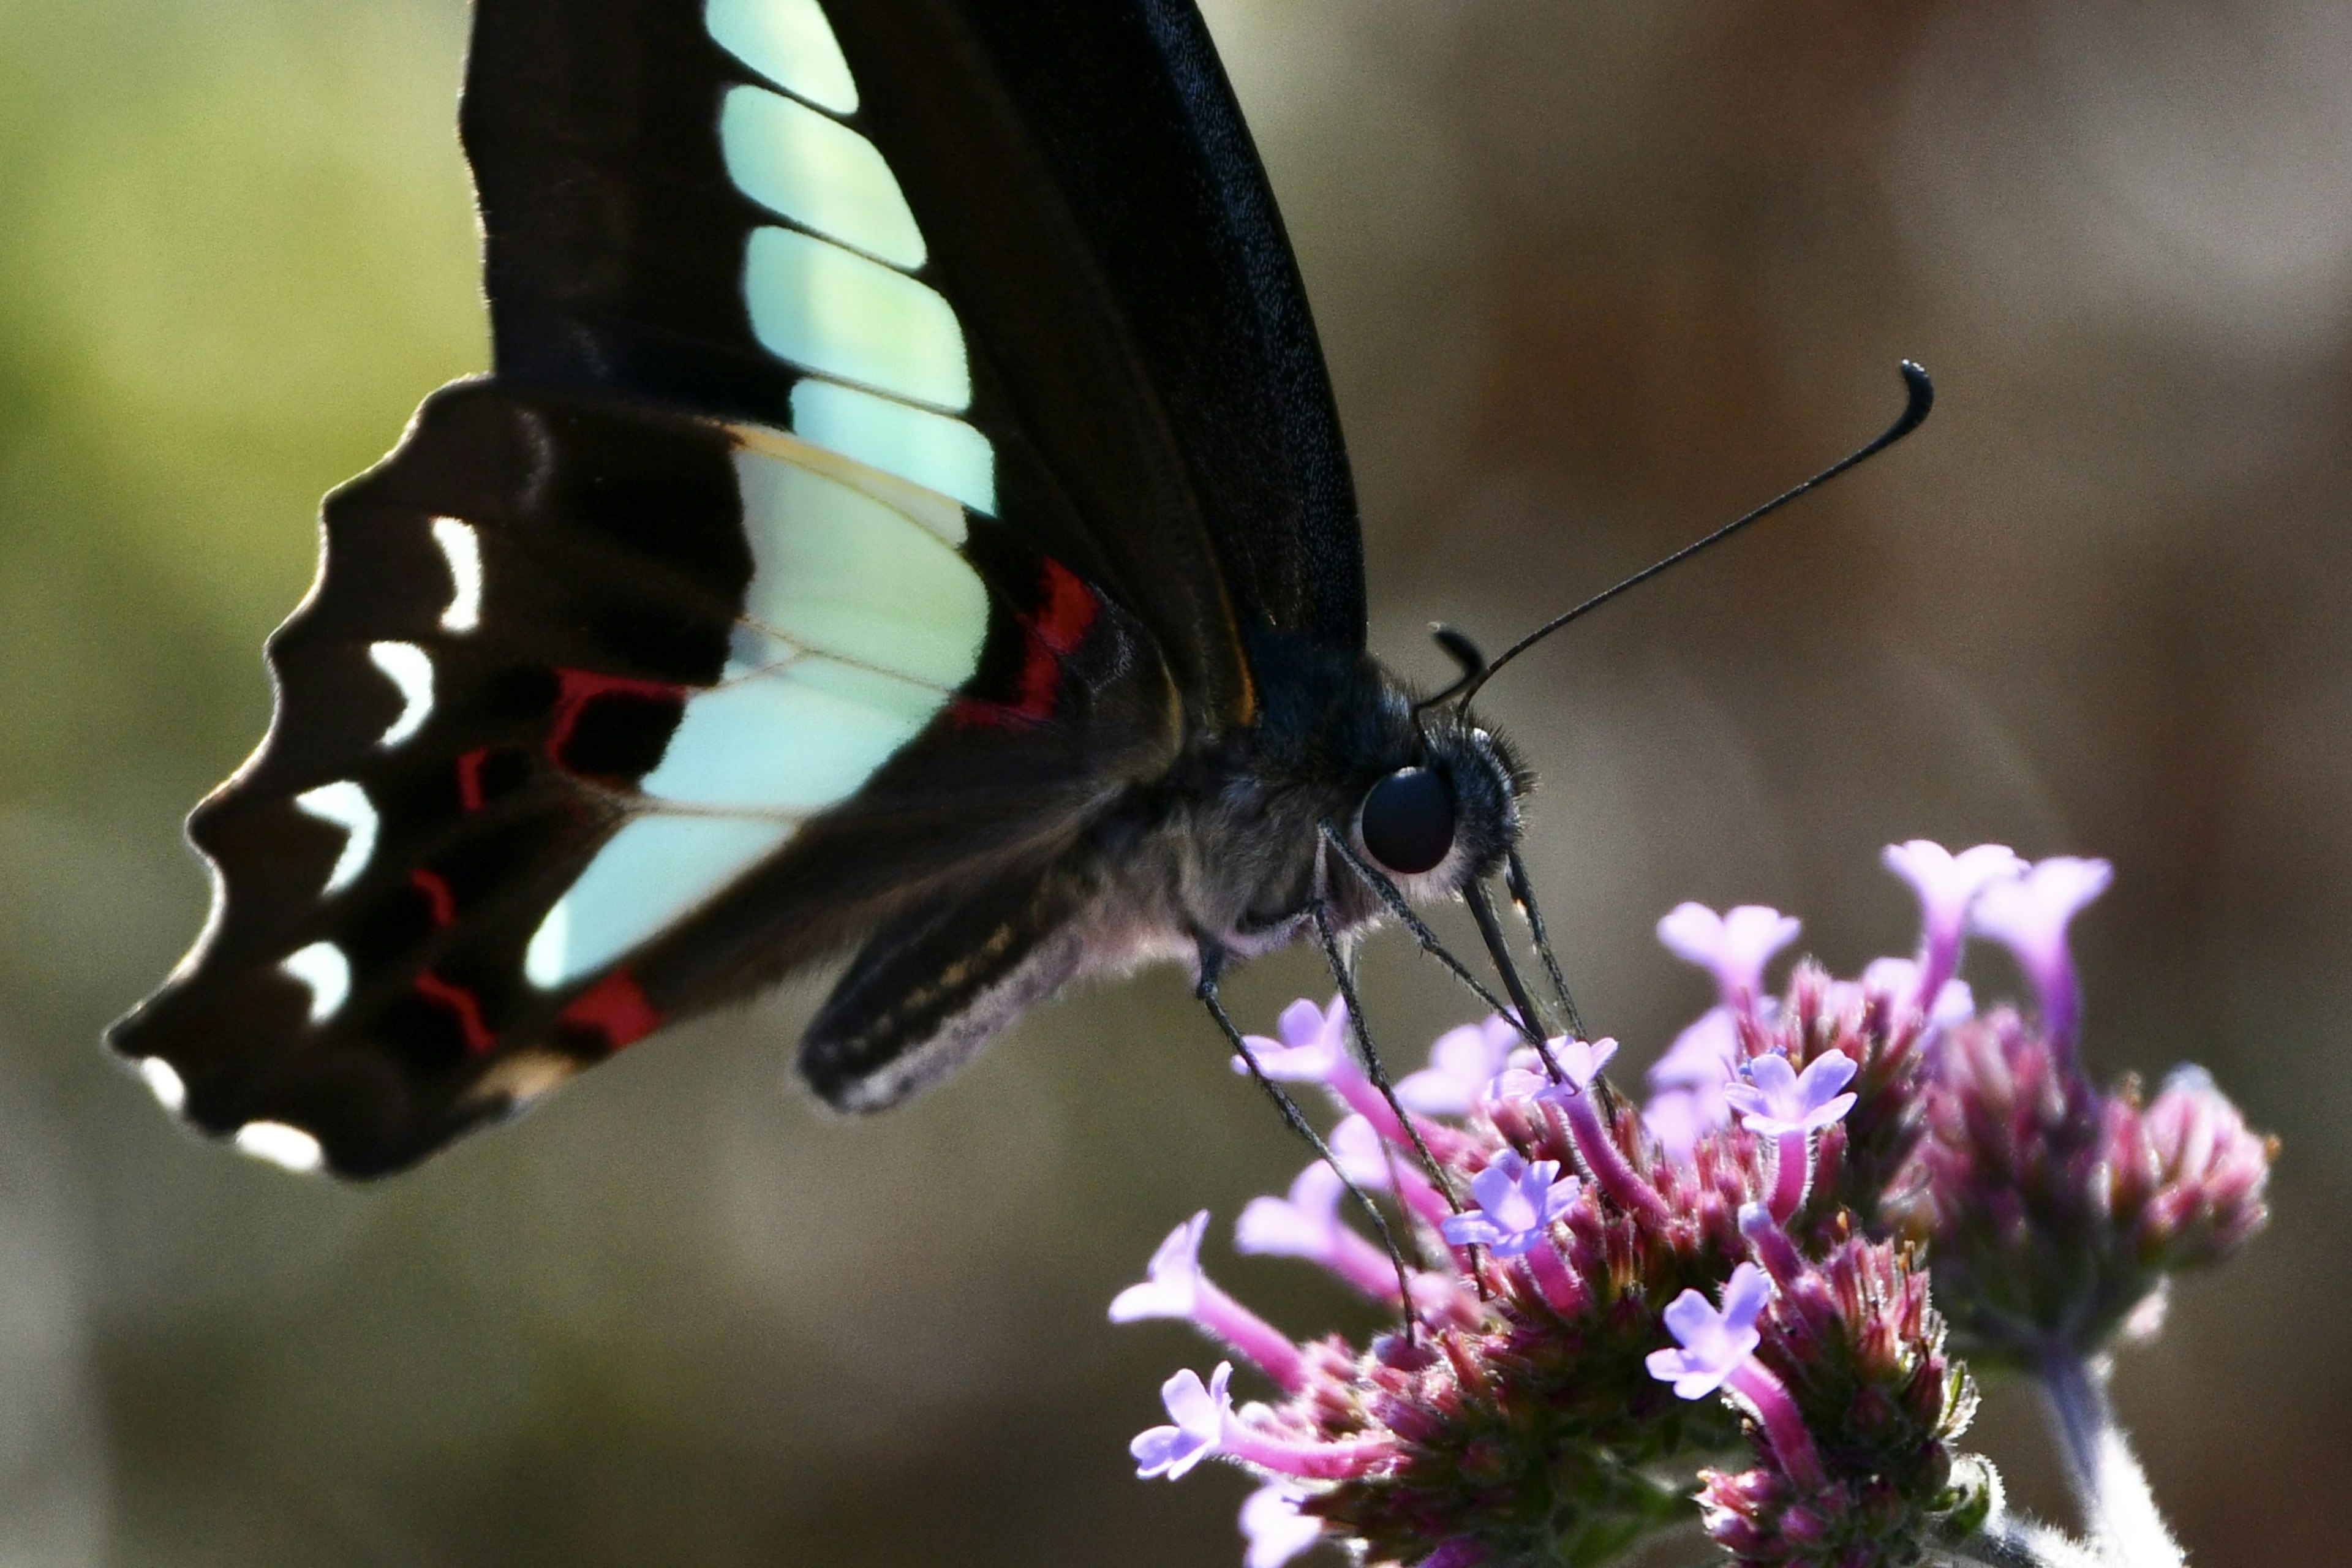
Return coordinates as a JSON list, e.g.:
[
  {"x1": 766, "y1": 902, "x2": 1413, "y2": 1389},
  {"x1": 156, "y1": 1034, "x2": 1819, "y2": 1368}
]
[{"x1": 1360, "y1": 766, "x2": 1455, "y2": 876}]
